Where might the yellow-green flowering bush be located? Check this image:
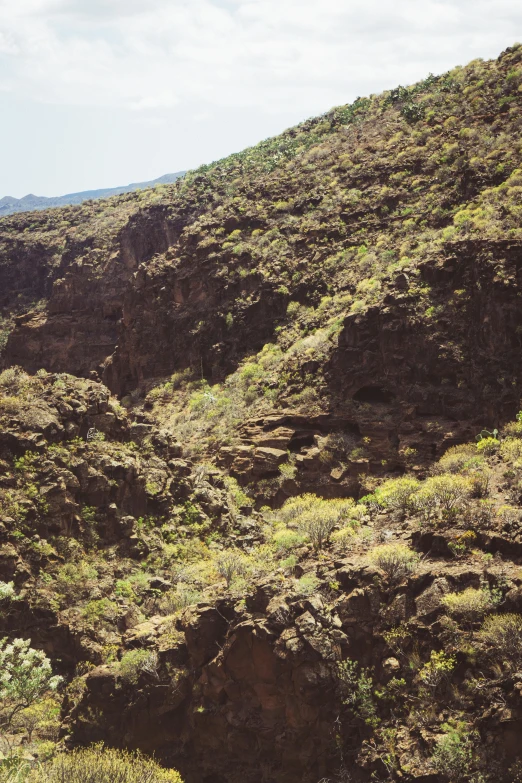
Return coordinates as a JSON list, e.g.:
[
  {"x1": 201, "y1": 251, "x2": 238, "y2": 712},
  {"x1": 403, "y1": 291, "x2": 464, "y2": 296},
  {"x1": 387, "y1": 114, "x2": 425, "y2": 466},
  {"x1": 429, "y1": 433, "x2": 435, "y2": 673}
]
[
  {"x1": 368, "y1": 543, "x2": 419, "y2": 581},
  {"x1": 28, "y1": 745, "x2": 182, "y2": 783}
]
